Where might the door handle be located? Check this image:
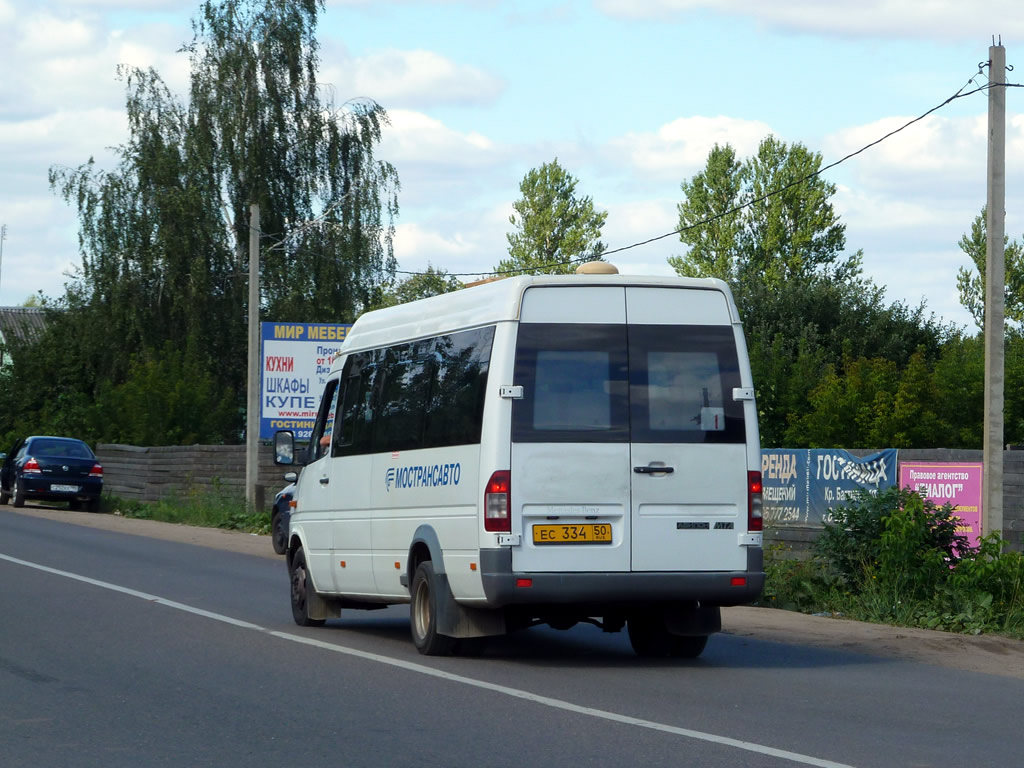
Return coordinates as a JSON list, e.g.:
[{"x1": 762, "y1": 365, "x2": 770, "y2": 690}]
[
  {"x1": 319, "y1": 477, "x2": 330, "y2": 485},
  {"x1": 634, "y1": 465, "x2": 674, "y2": 474}
]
